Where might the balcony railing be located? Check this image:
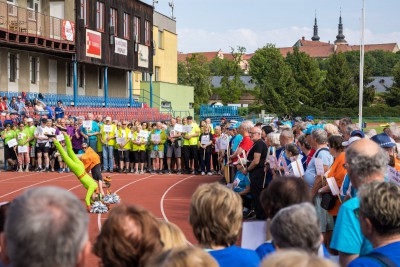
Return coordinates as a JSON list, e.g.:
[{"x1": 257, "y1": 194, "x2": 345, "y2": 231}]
[{"x1": 0, "y1": 1, "x2": 72, "y2": 43}]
